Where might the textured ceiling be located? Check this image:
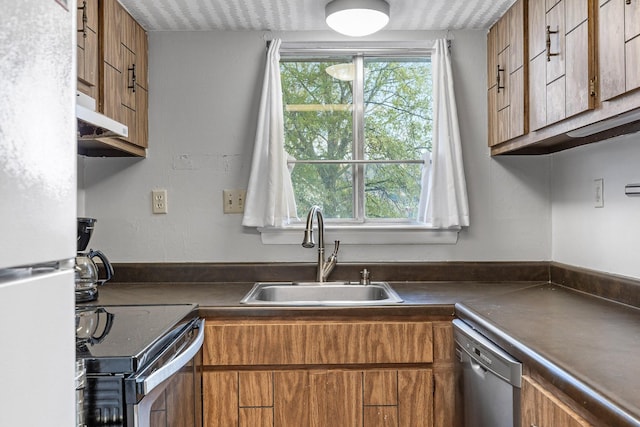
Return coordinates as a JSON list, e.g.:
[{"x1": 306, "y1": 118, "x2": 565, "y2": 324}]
[{"x1": 118, "y1": 0, "x2": 516, "y2": 32}]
